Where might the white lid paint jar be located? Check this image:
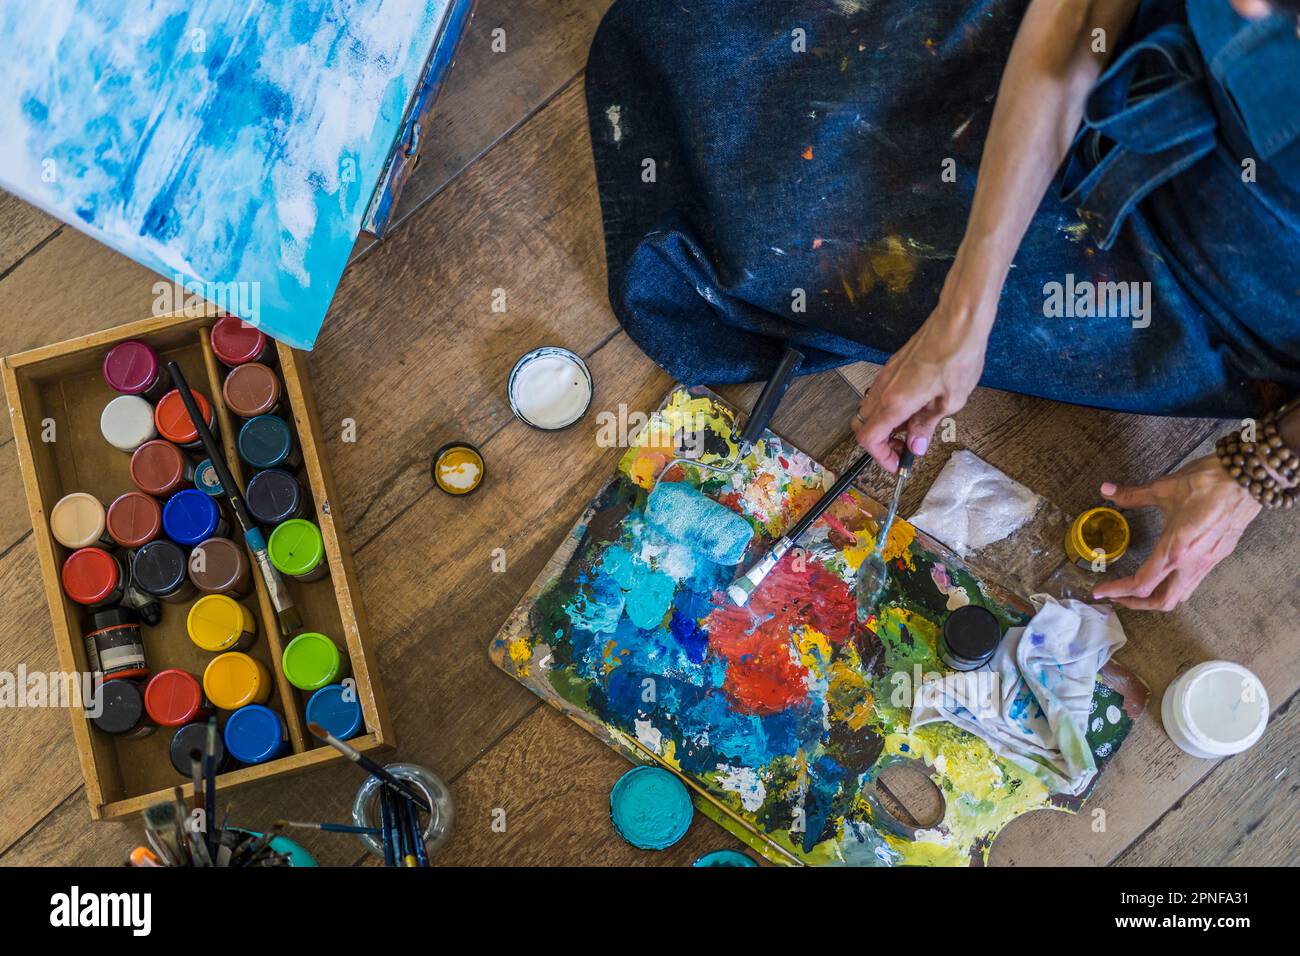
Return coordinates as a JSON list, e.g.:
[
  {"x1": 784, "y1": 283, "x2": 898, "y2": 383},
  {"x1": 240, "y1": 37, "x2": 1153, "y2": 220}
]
[
  {"x1": 1161, "y1": 660, "x2": 1269, "y2": 759},
  {"x1": 508, "y1": 347, "x2": 593, "y2": 430},
  {"x1": 100, "y1": 394, "x2": 158, "y2": 453}
]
